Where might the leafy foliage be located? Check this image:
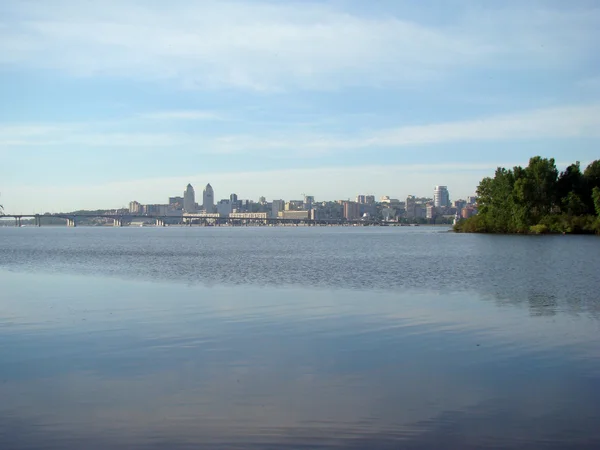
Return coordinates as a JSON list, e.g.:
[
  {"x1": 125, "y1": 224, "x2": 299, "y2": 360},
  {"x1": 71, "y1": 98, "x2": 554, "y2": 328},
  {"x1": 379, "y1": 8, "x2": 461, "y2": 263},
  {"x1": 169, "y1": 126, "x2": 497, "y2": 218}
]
[{"x1": 455, "y1": 157, "x2": 600, "y2": 235}]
